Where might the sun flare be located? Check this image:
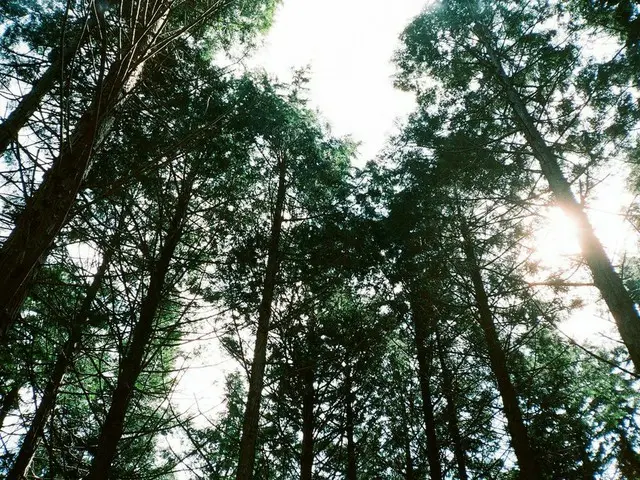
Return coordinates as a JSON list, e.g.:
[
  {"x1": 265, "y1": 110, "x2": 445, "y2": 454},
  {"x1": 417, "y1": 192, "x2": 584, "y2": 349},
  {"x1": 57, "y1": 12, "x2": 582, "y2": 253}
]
[{"x1": 533, "y1": 207, "x2": 581, "y2": 267}]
